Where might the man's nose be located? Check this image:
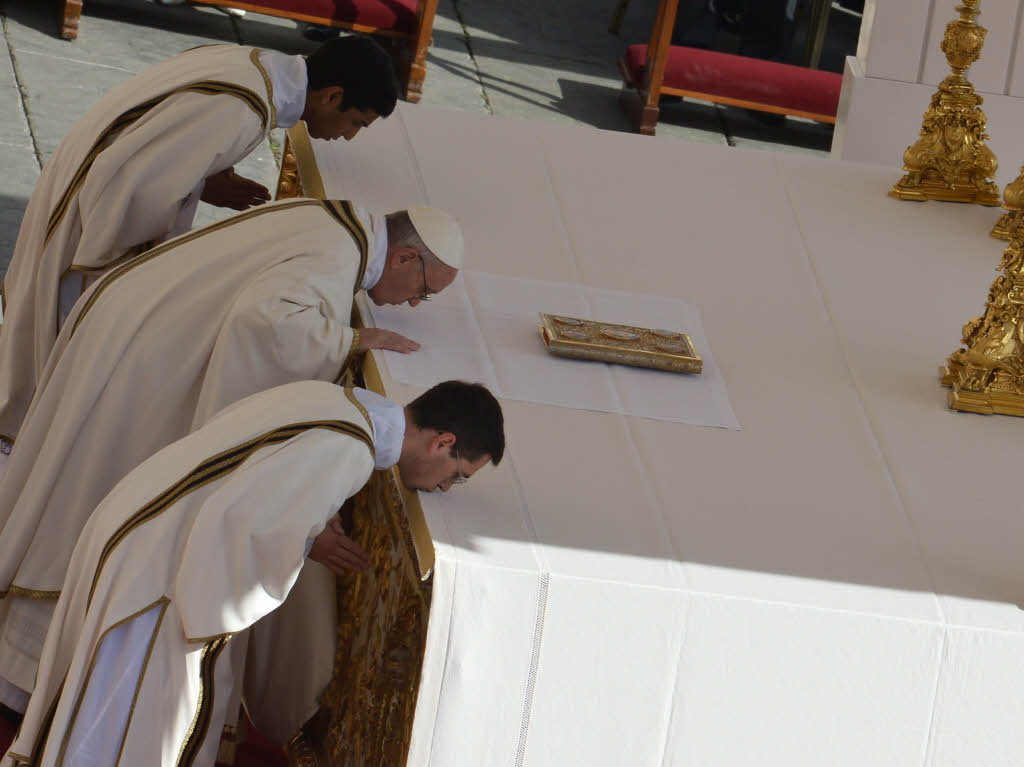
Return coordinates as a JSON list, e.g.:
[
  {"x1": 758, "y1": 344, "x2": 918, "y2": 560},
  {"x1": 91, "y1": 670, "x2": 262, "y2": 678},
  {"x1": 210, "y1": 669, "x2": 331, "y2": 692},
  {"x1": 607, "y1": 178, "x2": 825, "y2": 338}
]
[{"x1": 407, "y1": 298, "x2": 421, "y2": 307}]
